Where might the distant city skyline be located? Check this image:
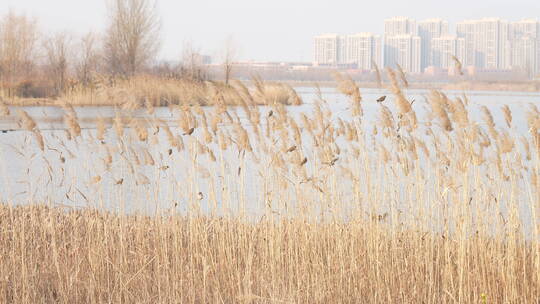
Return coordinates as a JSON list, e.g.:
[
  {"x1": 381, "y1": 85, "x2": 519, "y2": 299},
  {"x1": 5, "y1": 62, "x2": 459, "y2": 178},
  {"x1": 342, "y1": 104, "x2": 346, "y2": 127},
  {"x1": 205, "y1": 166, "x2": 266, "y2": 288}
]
[
  {"x1": 2, "y1": 0, "x2": 540, "y2": 62},
  {"x1": 314, "y1": 17, "x2": 540, "y2": 77}
]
